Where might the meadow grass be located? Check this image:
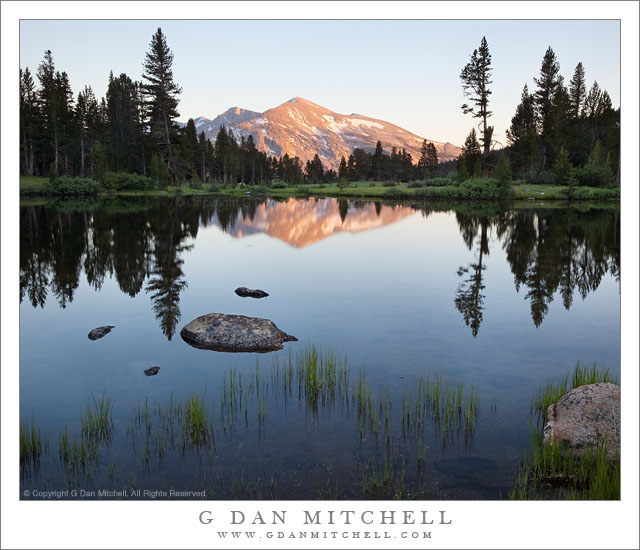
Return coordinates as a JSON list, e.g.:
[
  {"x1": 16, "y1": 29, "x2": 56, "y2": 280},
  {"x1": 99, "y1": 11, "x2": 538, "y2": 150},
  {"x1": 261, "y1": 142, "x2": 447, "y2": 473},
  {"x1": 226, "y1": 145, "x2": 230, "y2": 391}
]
[{"x1": 22, "y1": 175, "x2": 618, "y2": 202}]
